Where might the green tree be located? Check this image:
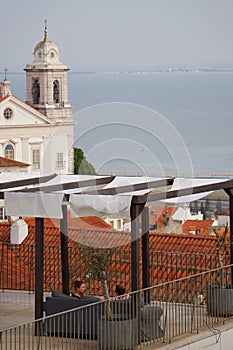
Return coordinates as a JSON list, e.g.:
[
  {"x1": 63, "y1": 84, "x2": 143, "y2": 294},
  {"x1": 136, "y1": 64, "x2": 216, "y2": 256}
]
[{"x1": 74, "y1": 147, "x2": 96, "y2": 175}]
